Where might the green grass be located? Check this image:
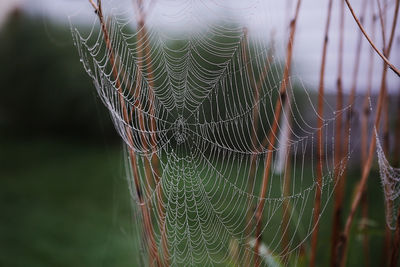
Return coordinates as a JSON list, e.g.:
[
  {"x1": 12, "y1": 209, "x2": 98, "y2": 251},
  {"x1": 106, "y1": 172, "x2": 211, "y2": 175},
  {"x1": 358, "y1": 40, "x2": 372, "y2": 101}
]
[
  {"x1": 0, "y1": 139, "x2": 141, "y2": 267},
  {"x1": 0, "y1": 139, "x2": 389, "y2": 266}
]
